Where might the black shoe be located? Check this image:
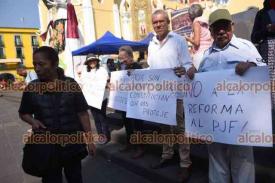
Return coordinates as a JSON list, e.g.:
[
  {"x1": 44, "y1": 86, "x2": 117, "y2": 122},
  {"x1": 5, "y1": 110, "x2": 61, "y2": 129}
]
[
  {"x1": 150, "y1": 158, "x2": 173, "y2": 169},
  {"x1": 178, "y1": 166, "x2": 191, "y2": 183}
]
